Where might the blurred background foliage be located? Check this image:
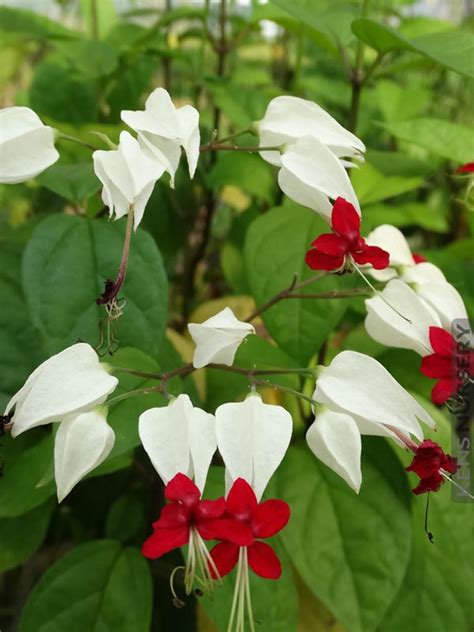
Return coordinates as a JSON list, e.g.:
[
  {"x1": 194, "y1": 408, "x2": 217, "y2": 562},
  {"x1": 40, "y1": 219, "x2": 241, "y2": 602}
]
[{"x1": 0, "y1": 1, "x2": 473, "y2": 631}]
